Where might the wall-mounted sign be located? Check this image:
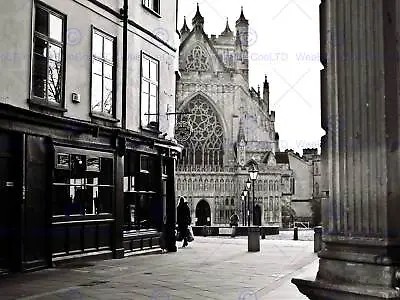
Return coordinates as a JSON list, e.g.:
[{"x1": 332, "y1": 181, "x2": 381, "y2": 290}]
[
  {"x1": 174, "y1": 120, "x2": 192, "y2": 143},
  {"x1": 56, "y1": 153, "x2": 70, "y2": 169},
  {"x1": 87, "y1": 157, "x2": 100, "y2": 172}
]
